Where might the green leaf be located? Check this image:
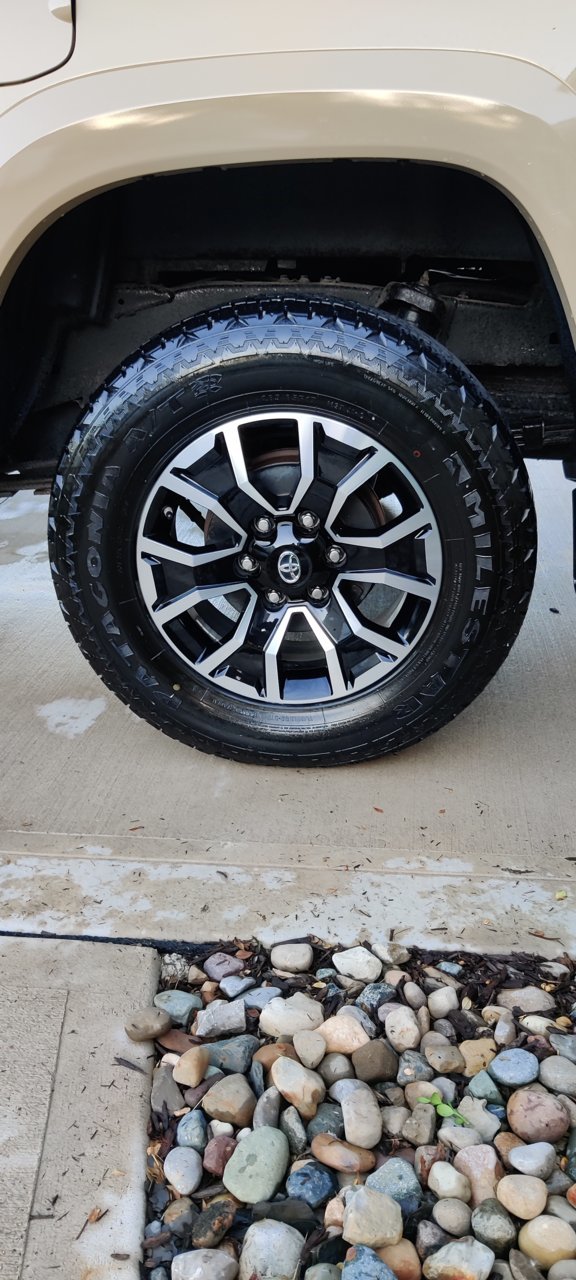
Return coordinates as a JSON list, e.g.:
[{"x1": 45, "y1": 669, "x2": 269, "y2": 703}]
[
  {"x1": 429, "y1": 1091, "x2": 443, "y2": 1105},
  {"x1": 436, "y1": 1102, "x2": 454, "y2": 1117}
]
